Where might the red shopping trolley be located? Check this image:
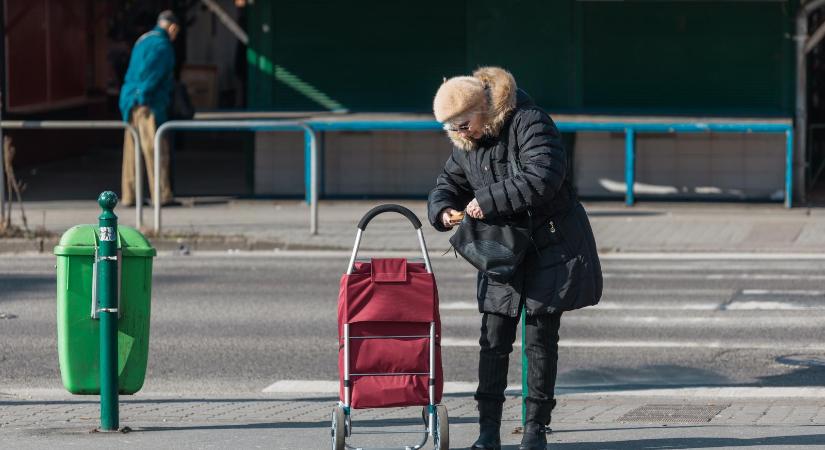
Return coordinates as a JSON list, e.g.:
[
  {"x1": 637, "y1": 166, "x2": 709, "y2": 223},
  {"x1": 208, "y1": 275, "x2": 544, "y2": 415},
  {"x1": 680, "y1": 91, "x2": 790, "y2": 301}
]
[{"x1": 331, "y1": 204, "x2": 448, "y2": 450}]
